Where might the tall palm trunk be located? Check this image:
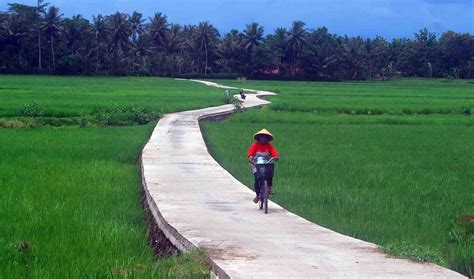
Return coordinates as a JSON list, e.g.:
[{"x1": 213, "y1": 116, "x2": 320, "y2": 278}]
[
  {"x1": 37, "y1": 0, "x2": 42, "y2": 70},
  {"x1": 96, "y1": 47, "x2": 100, "y2": 74},
  {"x1": 293, "y1": 49, "x2": 297, "y2": 76},
  {"x1": 38, "y1": 30, "x2": 42, "y2": 69},
  {"x1": 51, "y1": 34, "x2": 55, "y2": 70},
  {"x1": 95, "y1": 38, "x2": 100, "y2": 74},
  {"x1": 204, "y1": 42, "x2": 208, "y2": 75}
]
